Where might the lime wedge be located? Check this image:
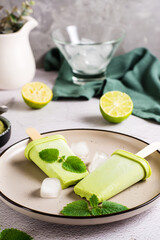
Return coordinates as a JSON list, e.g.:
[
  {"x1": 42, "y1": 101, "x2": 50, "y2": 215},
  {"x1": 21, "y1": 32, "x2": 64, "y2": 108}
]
[
  {"x1": 22, "y1": 82, "x2": 53, "y2": 109},
  {"x1": 100, "y1": 91, "x2": 133, "y2": 123}
]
